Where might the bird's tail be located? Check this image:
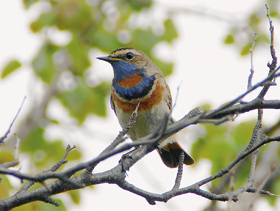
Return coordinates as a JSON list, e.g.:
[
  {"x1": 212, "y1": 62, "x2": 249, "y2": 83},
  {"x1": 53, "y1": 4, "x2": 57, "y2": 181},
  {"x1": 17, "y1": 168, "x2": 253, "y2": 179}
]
[{"x1": 157, "y1": 142, "x2": 194, "y2": 168}]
